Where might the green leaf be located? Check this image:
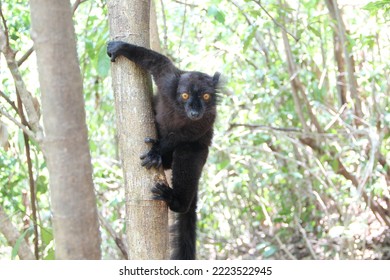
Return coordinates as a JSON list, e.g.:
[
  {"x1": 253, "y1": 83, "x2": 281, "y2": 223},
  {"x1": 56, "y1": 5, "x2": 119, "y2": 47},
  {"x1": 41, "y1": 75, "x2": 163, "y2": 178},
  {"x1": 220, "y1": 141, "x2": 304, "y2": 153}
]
[
  {"x1": 36, "y1": 175, "x2": 48, "y2": 194},
  {"x1": 243, "y1": 27, "x2": 258, "y2": 53},
  {"x1": 41, "y1": 228, "x2": 53, "y2": 246},
  {"x1": 43, "y1": 241, "x2": 55, "y2": 260},
  {"x1": 11, "y1": 228, "x2": 31, "y2": 260},
  {"x1": 363, "y1": 0, "x2": 390, "y2": 14},
  {"x1": 308, "y1": 25, "x2": 321, "y2": 38},
  {"x1": 331, "y1": 159, "x2": 339, "y2": 171},
  {"x1": 218, "y1": 159, "x2": 230, "y2": 170},
  {"x1": 97, "y1": 46, "x2": 110, "y2": 78},
  {"x1": 207, "y1": 5, "x2": 225, "y2": 24}
]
